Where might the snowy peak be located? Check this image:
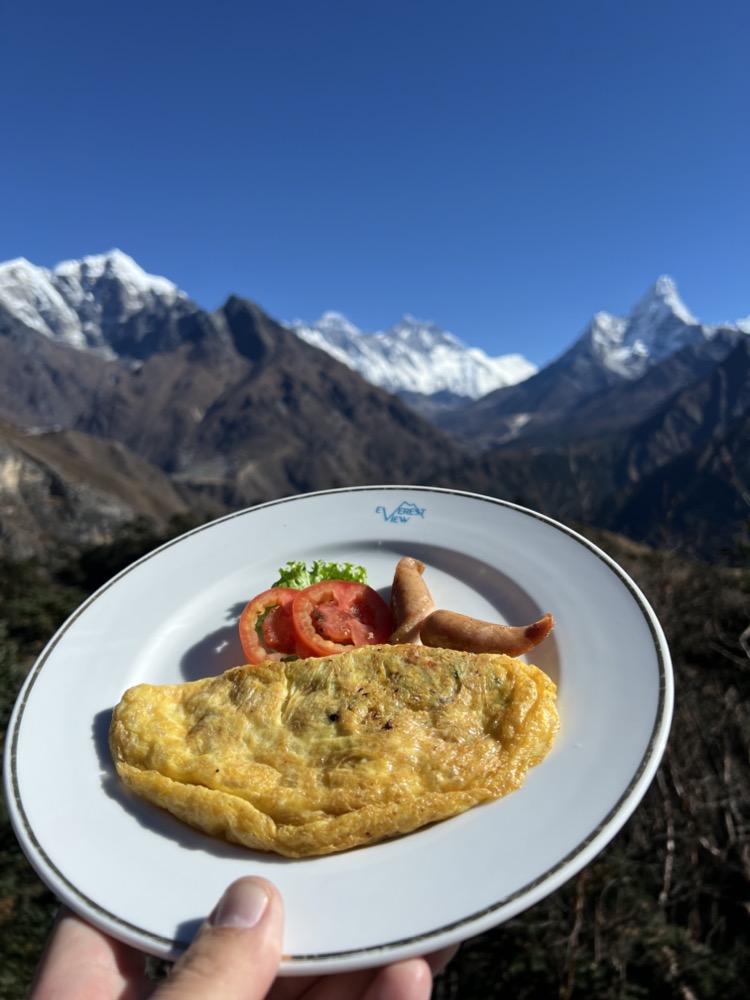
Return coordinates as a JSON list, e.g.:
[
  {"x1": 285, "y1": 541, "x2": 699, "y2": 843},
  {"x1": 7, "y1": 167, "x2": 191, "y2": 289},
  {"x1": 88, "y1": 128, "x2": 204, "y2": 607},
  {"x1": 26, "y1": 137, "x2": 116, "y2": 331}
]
[
  {"x1": 586, "y1": 275, "x2": 719, "y2": 379},
  {"x1": 0, "y1": 249, "x2": 190, "y2": 355},
  {"x1": 3, "y1": 253, "x2": 746, "y2": 410},
  {"x1": 288, "y1": 312, "x2": 536, "y2": 400},
  {"x1": 0, "y1": 257, "x2": 84, "y2": 346},
  {"x1": 386, "y1": 314, "x2": 462, "y2": 351},
  {"x1": 312, "y1": 310, "x2": 363, "y2": 338},
  {"x1": 631, "y1": 275, "x2": 697, "y2": 327},
  {"x1": 53, "y1": 249, "x2": 183, "y2": 311}
]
